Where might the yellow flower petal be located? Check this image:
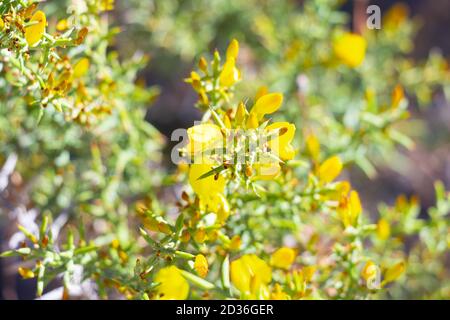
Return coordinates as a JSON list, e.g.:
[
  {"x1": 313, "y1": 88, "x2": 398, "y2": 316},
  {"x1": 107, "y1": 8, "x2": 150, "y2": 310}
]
[
  {"x1": 271, "y1": 283, "x2": 290, "y2": 300},
  {"x1": 376, "y1": 218, "x2": 390, "y2": 240},
  {"x1": 305, "y1": 133, "x2": 320, "y2": 160},
  {"x1": 18, "y1": 267, "x2": 35, "y2": 279},
  {"x1": 270, "y1": 247, "x2": 296, "y2": 270},
  {"x1": 186, "y1": 123, "x2": 223, "y2": 156},
  {"x1": 391, "y1": 84, "x2": 404, "y2": 109},
  {"x1": 194, "y1": 254, "x2": 209, "y2": 278},
  {"x1": 219, "y1": 58, "x2": 239, "y2": 87},
  {"x1": 73, "y1": 58, "x2": 90, "y2": 78},
  {"x1": 333, "y1": 32, "x2": 366, "y2": 68},
  {"x1": 383, "y1": 3, "x2": 409, "y2": 29},
  {"x1": 194, "y1": 228, "x2": 207, "y2": 243},
  {"x1": 349, "y1": 190, "x2": 362, "y2": 223},
  {"x1": 229, "y1": 235, "x2": 242, "y2": 251},
  {"x1": 154, "y1": 266, "x2": 189, "y2": 300},
  {"x1": 235, "y1": 102, "x2": 247, "y2": 126},
  {"x1": 255, "y1": 86, "x2": 268, "y2": 101},
  {"x1": 230, "y1": 254, "x2": 272, "y2": 295},
  {"x1": 100, "y1": 0, "x2": 115, "y2": 11},
  {"x1": 246, "y1": 112, "x2": 259, "y2": 129},
  {"x1": 318, "y1": 156, "x2": 343, "y2": 183},
  {"x1": 226, "y1": 39, "x2": 239, "y2": 60},
  {"x1": 250, "y1": 93, "x2": 283, "y2": 120},
  {"x1": 266, "y1": 121, "x2": 296, "y2": 160},
  {"x1": 188, "y1": 163, "x2": 226, "y2": 199},
  {"x1": 25, "y1": 10, "x2": 47, "y2": 46},
  {"x1": 383, "y1": 262, "x2": 406, "y2": 285},
  {"x1": 56, "y1": 19, "x2": 68, "y2": 31},
  {"x1": 361, "y1": 261, "x2": 378, "y2": 281}
]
